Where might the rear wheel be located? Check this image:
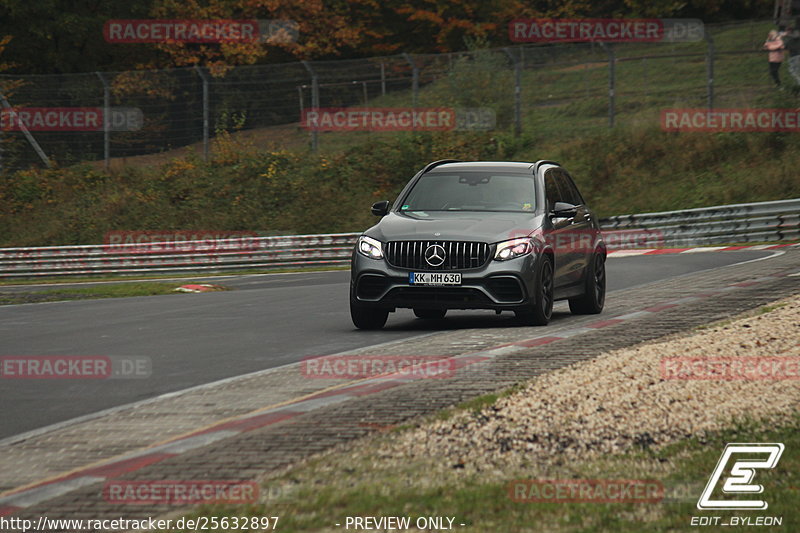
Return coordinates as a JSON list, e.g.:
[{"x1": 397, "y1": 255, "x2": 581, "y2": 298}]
[
  {"x1": 413, "y1": 309, "x2": 447, "y2": 320},
  {"x1": 350, "y1": 300, "x2": 389, "y2": 329},
  {"x1": 569, "y1": 252, "x2": 606, "y2": 315},
  {"x1": 516, "y1": 256, "x2": 554, "y2": 326}
]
